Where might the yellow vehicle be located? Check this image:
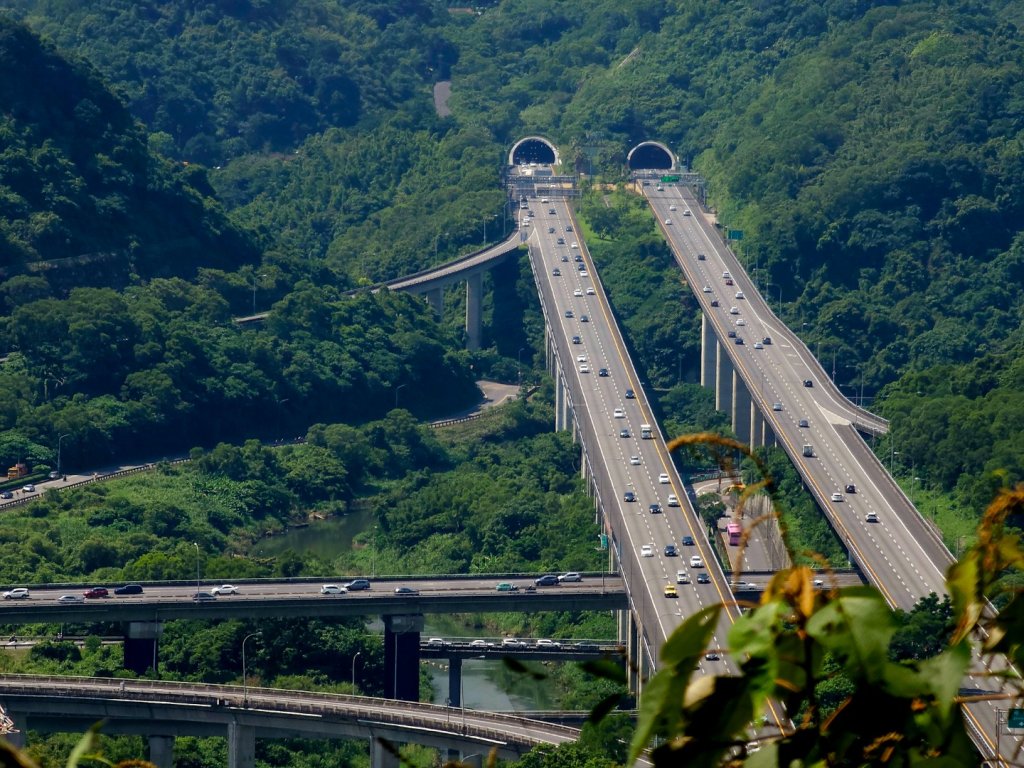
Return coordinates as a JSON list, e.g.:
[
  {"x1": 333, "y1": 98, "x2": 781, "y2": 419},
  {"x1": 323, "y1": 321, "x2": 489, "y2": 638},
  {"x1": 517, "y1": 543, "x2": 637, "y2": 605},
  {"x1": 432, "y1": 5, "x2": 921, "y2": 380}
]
[{"x1": 663, "y1": 584, "x2": 678, "y2": 598}]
